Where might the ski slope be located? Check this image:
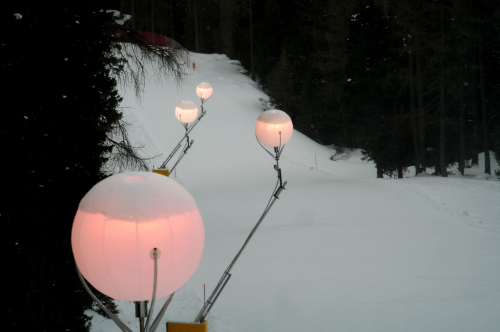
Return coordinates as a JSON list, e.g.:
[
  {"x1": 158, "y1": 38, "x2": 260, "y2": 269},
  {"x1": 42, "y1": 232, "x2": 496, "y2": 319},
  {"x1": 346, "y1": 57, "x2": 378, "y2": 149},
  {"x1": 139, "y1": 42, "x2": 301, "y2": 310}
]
[{"x1": 89, "y1": 52, "x2": 500, "y2": 332}]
